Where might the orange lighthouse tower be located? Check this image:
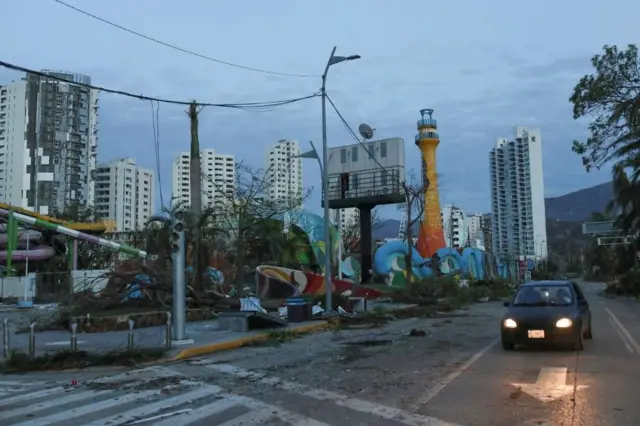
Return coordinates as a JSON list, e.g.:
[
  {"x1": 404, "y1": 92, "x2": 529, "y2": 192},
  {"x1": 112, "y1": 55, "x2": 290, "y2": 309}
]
[{"x1": 415, "y1": 108, "x2": 447, "y2": 258}]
